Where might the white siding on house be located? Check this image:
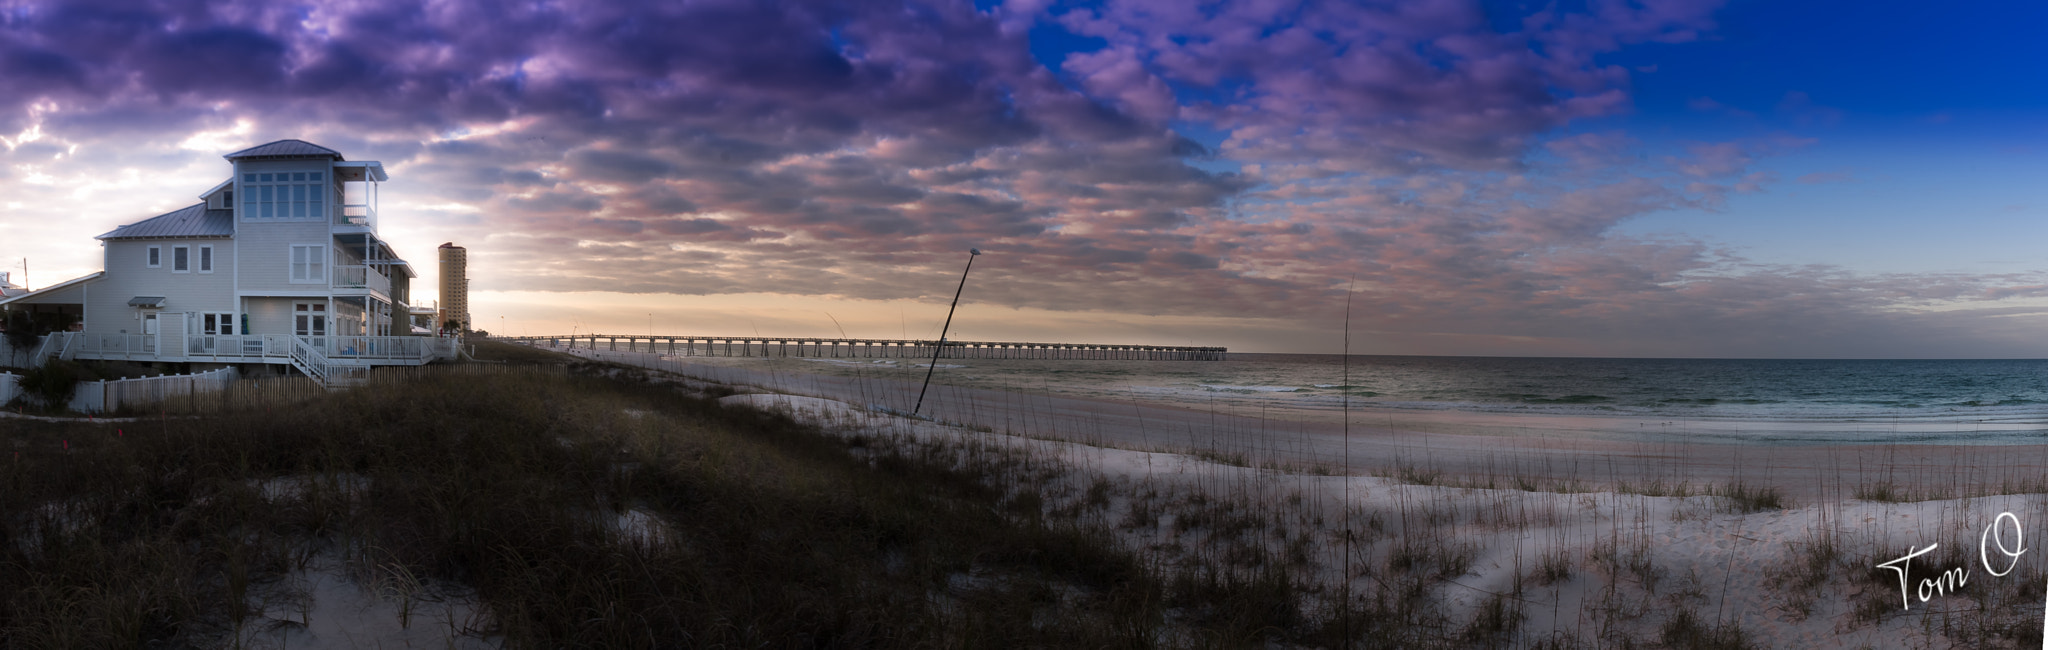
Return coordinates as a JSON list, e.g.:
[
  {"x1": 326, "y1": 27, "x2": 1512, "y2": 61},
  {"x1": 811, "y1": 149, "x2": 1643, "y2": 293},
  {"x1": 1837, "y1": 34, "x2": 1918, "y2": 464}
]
[
  {"x1": 232, "y1": 220, "x2": 331, "y2": 295},
  {"x1": 247, "y1": 297, "x2": 297, "y2": 339},
  {"x1": 86, "y1": 239, "x2": 236, "y2": 337}
]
